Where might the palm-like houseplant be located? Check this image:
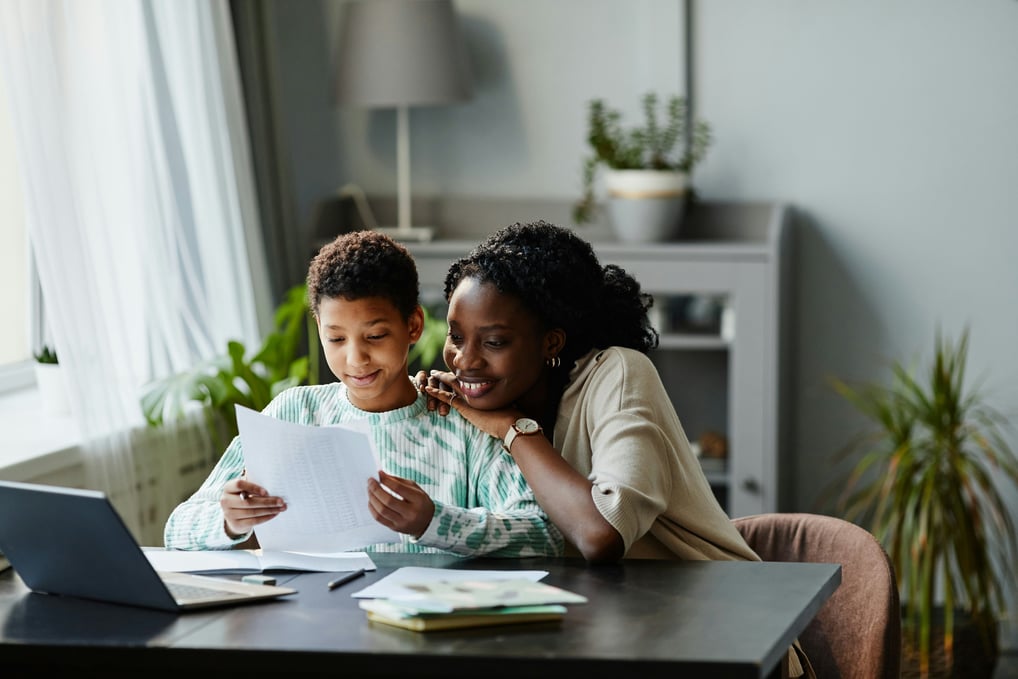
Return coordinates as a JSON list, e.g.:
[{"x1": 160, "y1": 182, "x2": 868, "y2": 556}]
[
  {"x1": 141, "y1": 284, "x2": 316, "y2": 448},
  {"x1": 829, "y1": 328, "x2": 1018, "y2": 678},
  {"x1": 573, "y1": 92, "x2": 711, "y2": 240}
]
